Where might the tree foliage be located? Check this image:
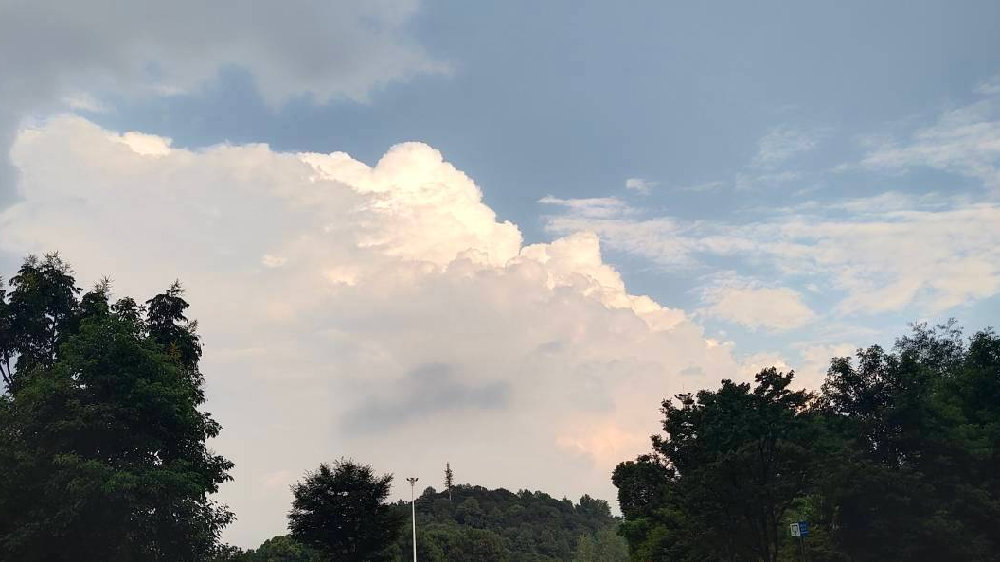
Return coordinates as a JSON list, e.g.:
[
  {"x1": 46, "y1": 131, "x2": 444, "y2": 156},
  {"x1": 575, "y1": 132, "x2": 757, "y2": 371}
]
[
  {"x1": 0, "y1": 254, "x2": 233, "y2": 561},
  {"x1": 288, "y1": 459, "x2": 404, "y2": 561},
  {"x1": 614, "y1": 323, "x2": 1000, "y2": 561},
  {"x1": 390, "y1": 484, "x2": 622, "y2": 561}
]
